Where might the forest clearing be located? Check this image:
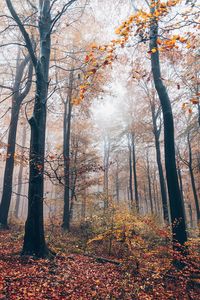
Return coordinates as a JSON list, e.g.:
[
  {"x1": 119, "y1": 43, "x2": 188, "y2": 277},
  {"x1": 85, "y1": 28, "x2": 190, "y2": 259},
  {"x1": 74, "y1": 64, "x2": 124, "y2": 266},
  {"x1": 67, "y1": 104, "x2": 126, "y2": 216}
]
[{"x1": 0, "y1": 0, "x2": 200, "y2": 299}]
